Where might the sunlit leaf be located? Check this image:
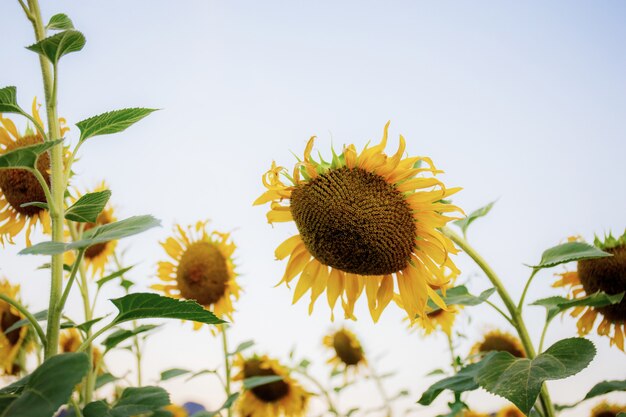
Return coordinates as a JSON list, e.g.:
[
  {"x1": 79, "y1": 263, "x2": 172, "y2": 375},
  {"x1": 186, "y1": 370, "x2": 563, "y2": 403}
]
[
  {"x1": 160, "y1": 368, "x2": 190, "y2": 381},
  {"x1": 46, "y1": 13, "x2": 74, "y2": 30},
  {"x1": 76, "y1": 108, "x2": 157, "y2": 143},
  {"x1": 453, "y1": 201, "x2": 496, "y2": 236},
  {"x1": 0, "y1": 86, "x2": 24, "y2": 114},
  {"x1": 65, "y1": 190, "x2": 112, "y2": 223},
  {"x1": 26, "y1": 30, "x2": 86, "y2": 64},
  {"x1": 83, "y1": 386, "x2": 169, "y2": 417},
  {"x1": 0, "y1": 140, "x2": 63, "y2": 170},
  {"x1": 530, "y1": 242, "x2": 611, "y2": 269}
]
